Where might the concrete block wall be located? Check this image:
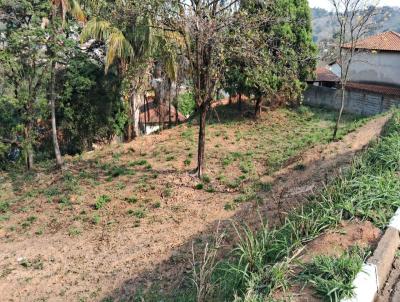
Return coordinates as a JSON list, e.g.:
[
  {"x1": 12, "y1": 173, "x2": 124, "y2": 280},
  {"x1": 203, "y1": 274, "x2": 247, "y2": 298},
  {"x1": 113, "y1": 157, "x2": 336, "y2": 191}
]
[{"x1": 304, "y1": 85, "x2": 400, "y2": 116}]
